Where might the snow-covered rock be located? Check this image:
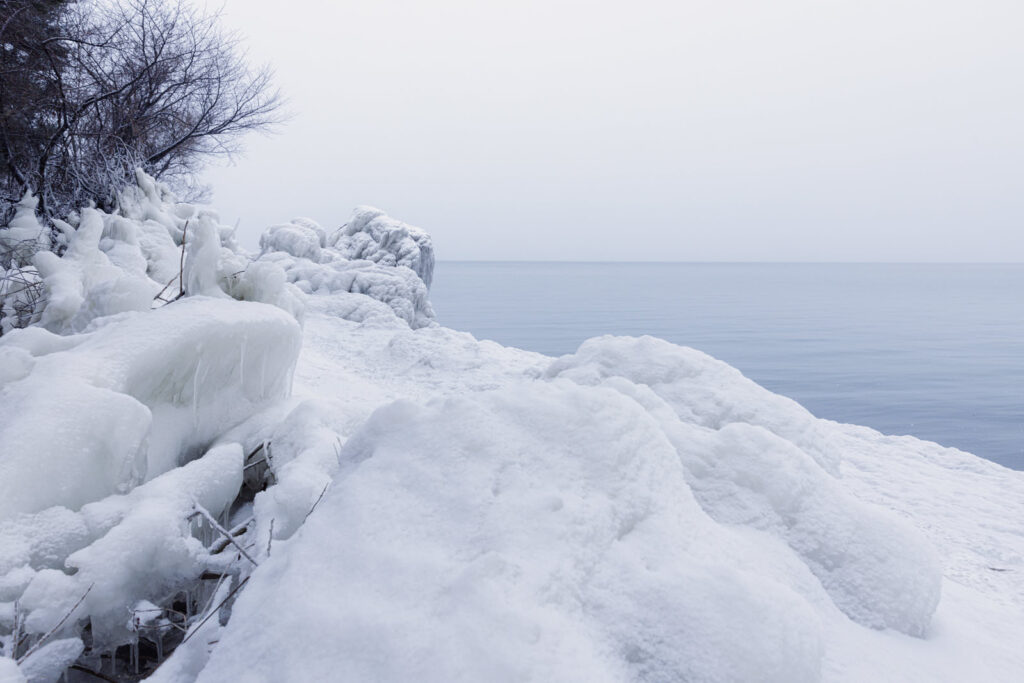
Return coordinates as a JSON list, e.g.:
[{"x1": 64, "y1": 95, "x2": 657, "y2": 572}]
[
  {"x1": 328, "y1": 206, "x2": 435, "y2": 288},
  {"x1": 0, "y1": 297, "x2": 300, "y2": 518},
  {"x1": 254, "y1": 209, "x2": 436, "y2": 328},
  {"x1": 259, "y1": 219, "x2": 324, "y2": 262}
]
